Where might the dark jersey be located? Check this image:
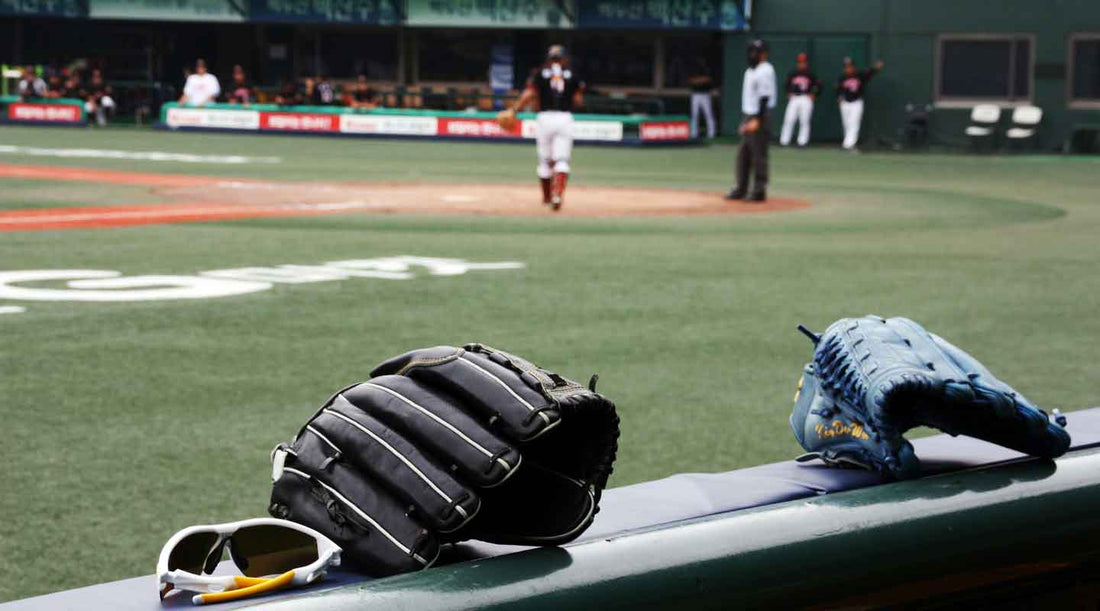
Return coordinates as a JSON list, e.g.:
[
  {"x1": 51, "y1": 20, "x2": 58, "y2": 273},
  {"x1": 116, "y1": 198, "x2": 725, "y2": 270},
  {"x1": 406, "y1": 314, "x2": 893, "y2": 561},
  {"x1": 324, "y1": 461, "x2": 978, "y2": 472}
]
[
  {"x1": 312, "y1": 81, "x2": 336, "y2": 105},
  {"x1": 353, "y1": 87, "x2": 378, "y2": 104},
  {"x1": 689, "y1": 70, "x2": 713, "y2": 93},
  {"x1": 786, "y1": 69, "x2": 821, "y2": 96},
  {"x1": 227, "y1": 81, "x2": 255, "y2": 104},
  {"x1": 529, "y1": 65, "x2": 584, "y2": 113},
  {"x1": 61, "y1": 85, "x2": 87, "y2": 101},
  {"x1": 836, "y1": 68, "x2": 877, "y2": 102}
]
